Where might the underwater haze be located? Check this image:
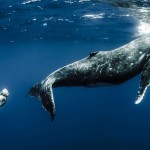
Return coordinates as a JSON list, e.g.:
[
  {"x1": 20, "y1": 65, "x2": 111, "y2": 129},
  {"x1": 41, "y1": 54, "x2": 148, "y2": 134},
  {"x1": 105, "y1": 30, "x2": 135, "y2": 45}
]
[{"x1": 0, "y1": 0, "x2": 150, "y2": 149}]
